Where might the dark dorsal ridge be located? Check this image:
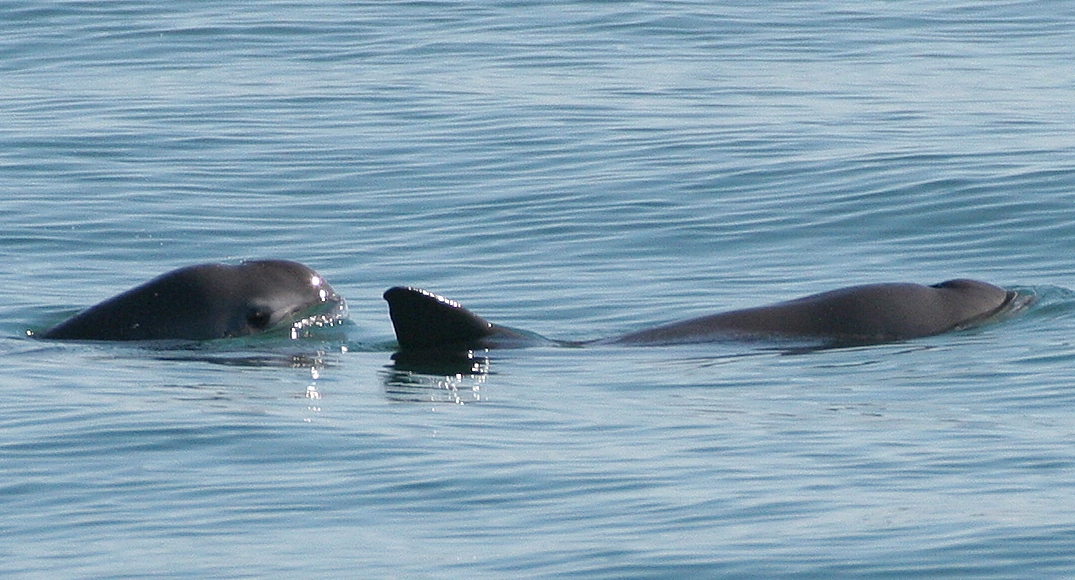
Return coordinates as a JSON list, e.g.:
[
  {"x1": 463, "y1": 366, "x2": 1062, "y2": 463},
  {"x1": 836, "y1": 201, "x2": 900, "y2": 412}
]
[{"x1": 383, "y1": 286, "x2": 495, "y2": 351}]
